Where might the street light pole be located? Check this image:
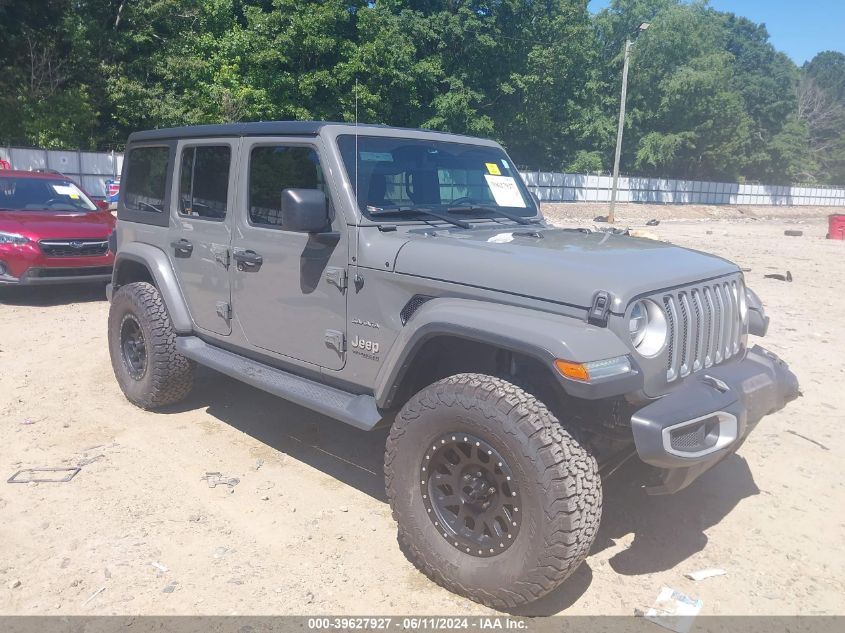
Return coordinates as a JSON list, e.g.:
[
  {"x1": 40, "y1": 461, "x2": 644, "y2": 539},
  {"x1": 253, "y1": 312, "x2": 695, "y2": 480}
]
[{"x1": 608, "y1": 23, "x2": 649, "y2": 224}]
